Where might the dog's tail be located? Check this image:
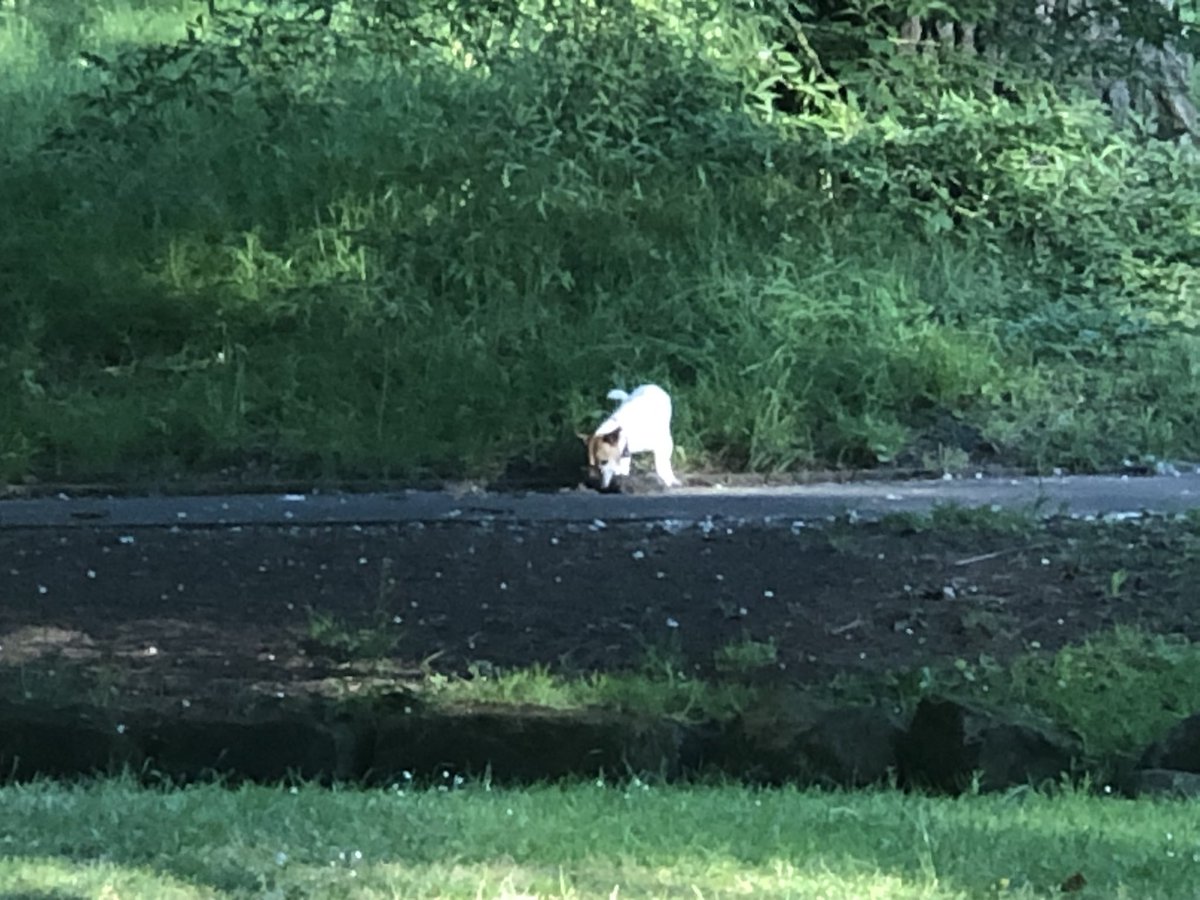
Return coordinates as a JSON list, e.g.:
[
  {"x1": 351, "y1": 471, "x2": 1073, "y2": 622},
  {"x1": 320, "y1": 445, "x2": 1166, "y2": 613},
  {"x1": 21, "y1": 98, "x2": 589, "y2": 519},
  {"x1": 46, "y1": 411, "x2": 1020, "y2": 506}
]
[{"x1": 606, "y1": 388, "x2": 630, "y2": 403}]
